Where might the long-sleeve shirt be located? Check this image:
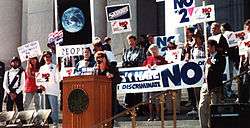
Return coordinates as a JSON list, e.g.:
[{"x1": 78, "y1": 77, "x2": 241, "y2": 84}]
[
  {"x1": 3, "y1": 68, "x2": 25, "y2": 94},
  {"x1": 39, "y1": 63, "x2": 59, "y2": 96}
]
